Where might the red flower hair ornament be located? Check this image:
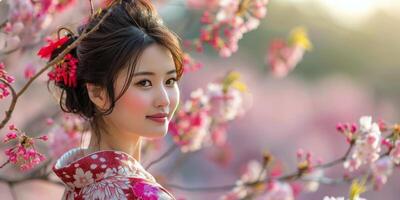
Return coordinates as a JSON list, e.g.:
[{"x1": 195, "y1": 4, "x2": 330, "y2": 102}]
[{"x1": 37, "y1": 34, "x2": 78, "y2": 88}]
